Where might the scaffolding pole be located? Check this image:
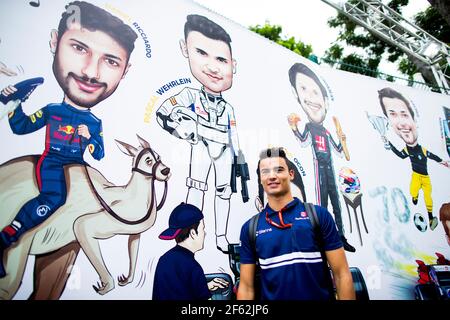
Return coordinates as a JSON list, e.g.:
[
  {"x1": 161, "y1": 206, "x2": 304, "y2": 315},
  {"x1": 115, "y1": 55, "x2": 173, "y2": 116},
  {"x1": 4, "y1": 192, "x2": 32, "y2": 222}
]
[{"x1": 321, "y1": 0, "x2": 450, "y2": 94}]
